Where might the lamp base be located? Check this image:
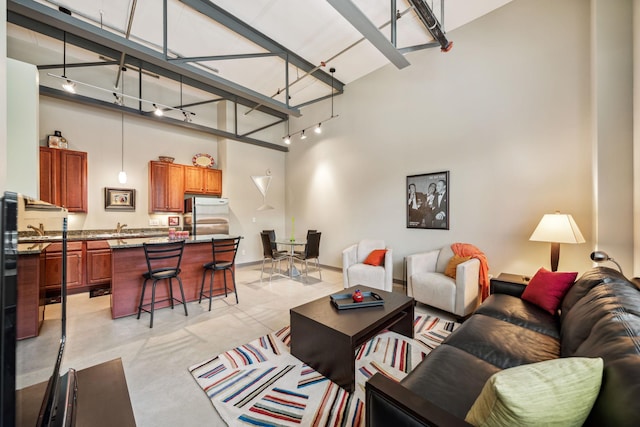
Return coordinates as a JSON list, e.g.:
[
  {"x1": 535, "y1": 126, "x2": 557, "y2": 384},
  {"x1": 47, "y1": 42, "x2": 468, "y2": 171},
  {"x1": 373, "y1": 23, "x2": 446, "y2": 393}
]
[{"x1": 550, "y1": 242, "x2": 560, "y2": 272}]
